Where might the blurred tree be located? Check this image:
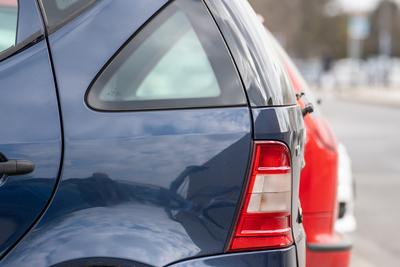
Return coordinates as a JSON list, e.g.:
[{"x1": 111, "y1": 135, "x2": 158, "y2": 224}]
[
  {"x1": 248, "y1": 0, "x2": 301, "y2": 52},
  {"x1": 364, "y1": 0, "x2": 400, "y2": 57},
  {"x1": 249, "y1": 0, "x2": 348, "y2": 59}
]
